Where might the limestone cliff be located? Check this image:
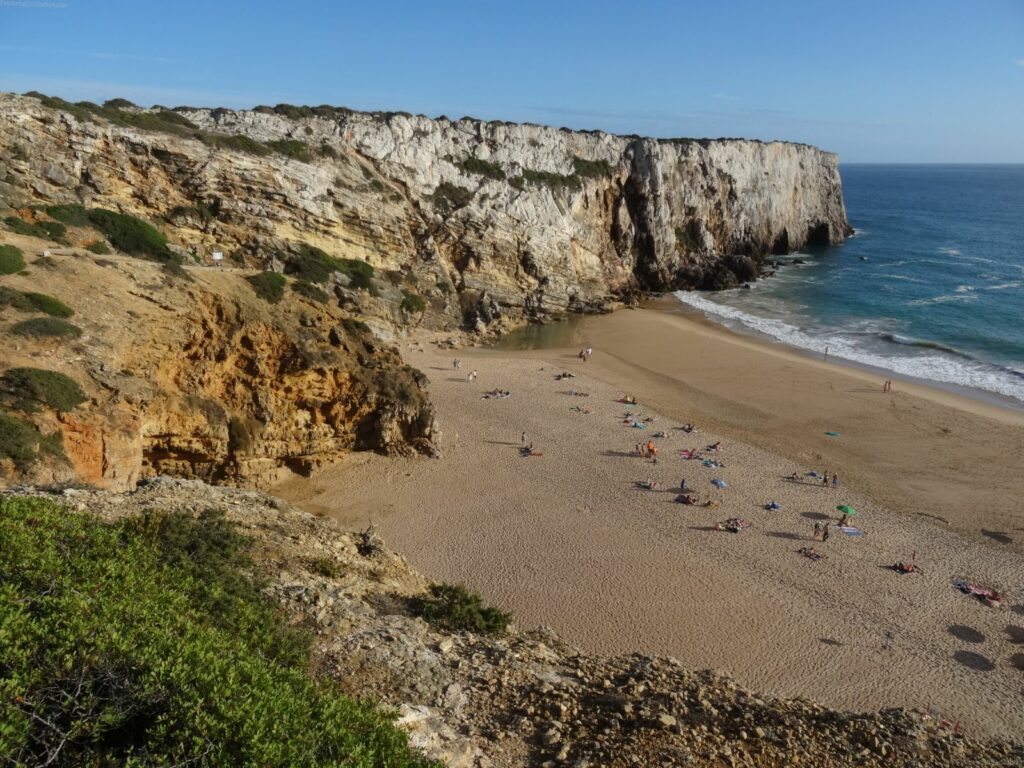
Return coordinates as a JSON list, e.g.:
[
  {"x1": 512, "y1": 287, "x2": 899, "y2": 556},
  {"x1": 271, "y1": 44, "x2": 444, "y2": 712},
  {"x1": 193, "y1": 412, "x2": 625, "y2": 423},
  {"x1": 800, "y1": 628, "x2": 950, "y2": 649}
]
[
  {"x1": 0, "y1": 92, "x2": 850, "y2": 333},
  {"x1": 0, "y1": 236, "x2": 435, "y2": 489}
]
